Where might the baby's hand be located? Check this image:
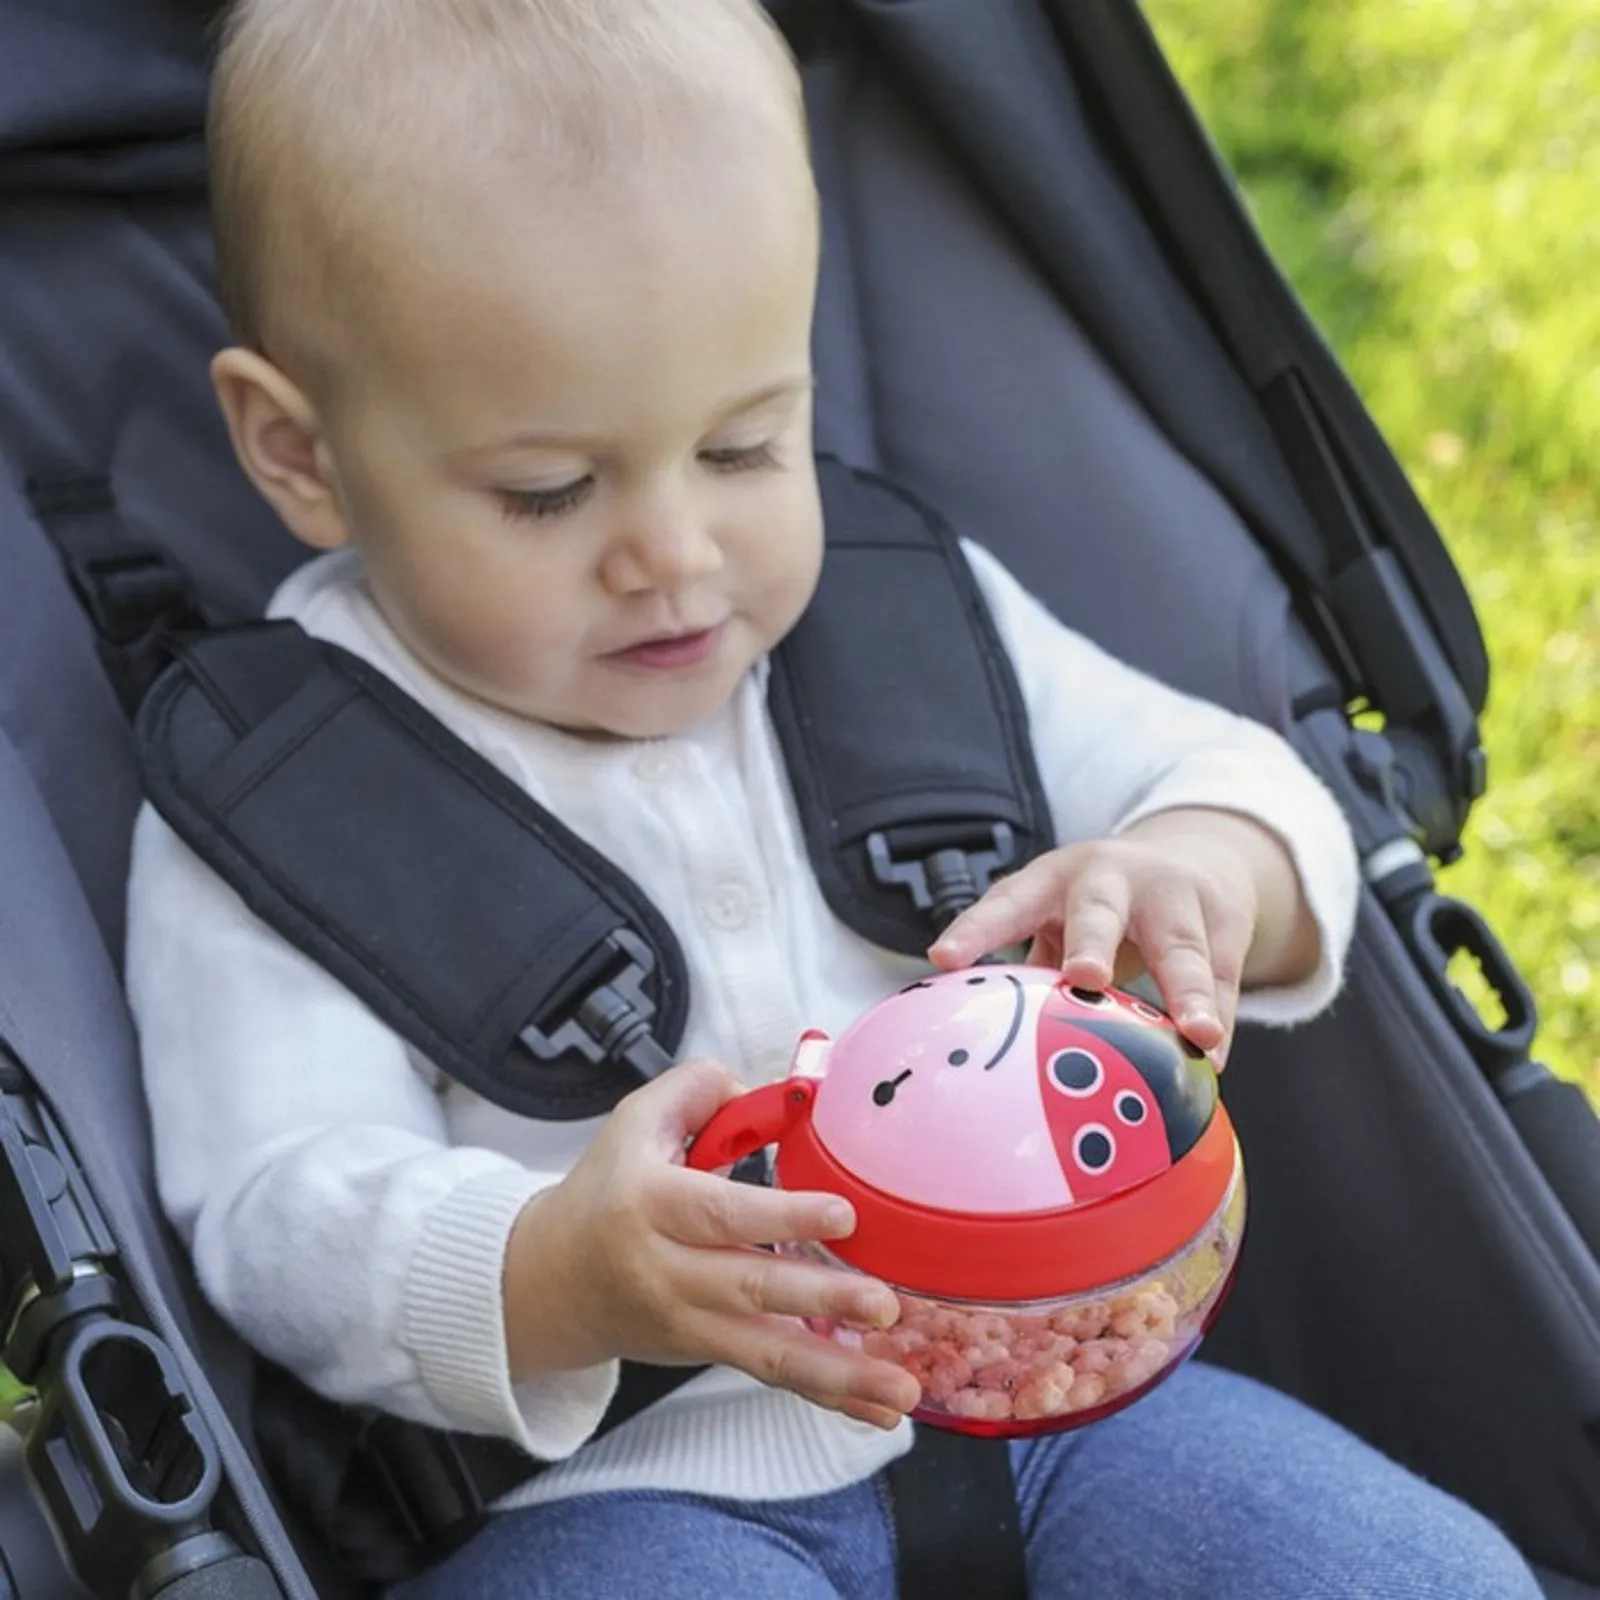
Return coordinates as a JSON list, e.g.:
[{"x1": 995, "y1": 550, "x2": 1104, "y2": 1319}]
[
  {"x1": 503, "y1": 1059, "x2": 921, "y2": 1430},
  {"x1": 929, "y1": 809, "x2": 1278, "y2": 1067}
]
